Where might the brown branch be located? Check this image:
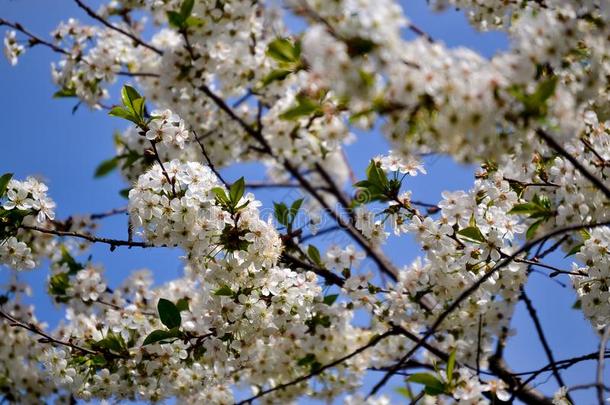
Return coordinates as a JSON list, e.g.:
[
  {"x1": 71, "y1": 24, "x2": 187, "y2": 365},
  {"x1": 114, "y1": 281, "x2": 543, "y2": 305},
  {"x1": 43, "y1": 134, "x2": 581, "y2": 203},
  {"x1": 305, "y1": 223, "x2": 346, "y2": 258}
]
[
  {"x1": 521, "y1": 289, "x2": 573, "y2": 403},
  {"x1": 73, "y1": 0, "x2": 162, "y2": 55},
  {"x1": 537, "y1": 129, "x2": 610, "y2": 200},
  {"x1": 193, "y1": 130, "x2": 229, "y2": 187},
  {"x1": 0, "y1": 18, "x2": 69, "y2": 55},
  {"x1": 597, "y1": 327, "x2": 610, "y2": 405},
  {"x1": 0, "y1": 308, "x2": 96, "y2": 355},
  {"x1": 20, "y1": 225, "x2": 155, "y2": 249},
  {"x1": 280, "y1": 253, "x2": 345, "y2": 287}
]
